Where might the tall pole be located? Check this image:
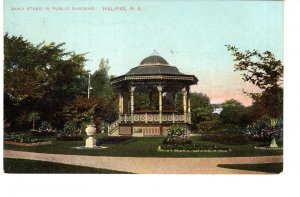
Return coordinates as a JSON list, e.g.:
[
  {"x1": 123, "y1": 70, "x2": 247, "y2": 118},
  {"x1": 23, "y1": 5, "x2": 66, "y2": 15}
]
[{"x1": 88, "y1": 73, "x2": 91, "y2": 99}]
